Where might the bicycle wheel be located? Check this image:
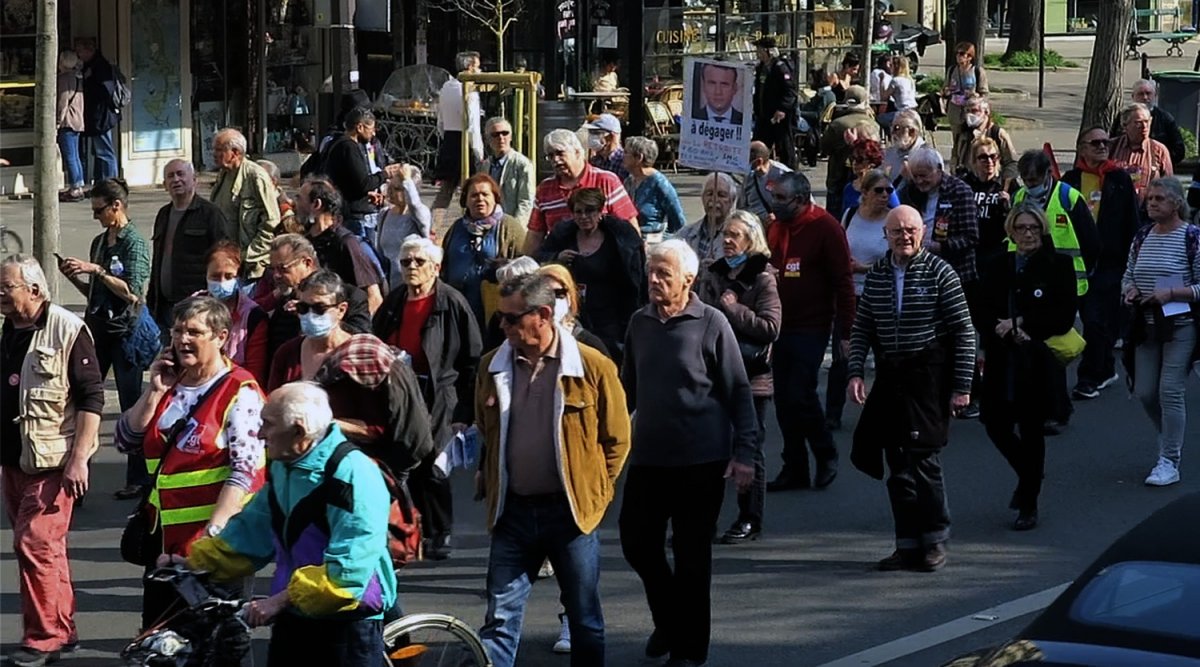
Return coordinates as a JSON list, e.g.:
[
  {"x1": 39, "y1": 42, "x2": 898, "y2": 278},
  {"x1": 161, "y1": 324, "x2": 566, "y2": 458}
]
[
  {"x1": 0, "y1": 229, "x2": 23, "y2": 255},
  {"x1": 383, "y1": 613, "x2": 491, "y2": 667}
]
